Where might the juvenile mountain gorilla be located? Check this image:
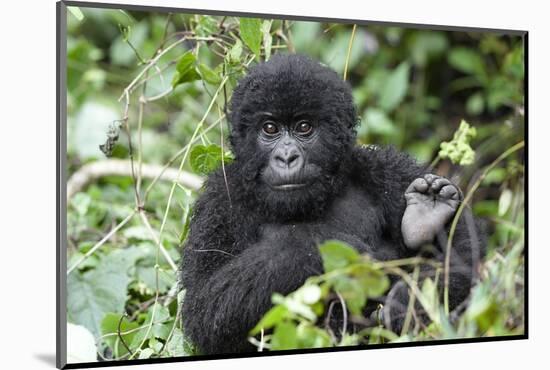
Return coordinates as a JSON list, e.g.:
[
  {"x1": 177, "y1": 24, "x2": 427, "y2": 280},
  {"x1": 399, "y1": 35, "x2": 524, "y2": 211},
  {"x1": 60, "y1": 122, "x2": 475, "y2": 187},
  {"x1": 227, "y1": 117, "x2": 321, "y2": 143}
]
[{"x1": 181, "y1": 54, "x2": 484, "y2": 355}]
